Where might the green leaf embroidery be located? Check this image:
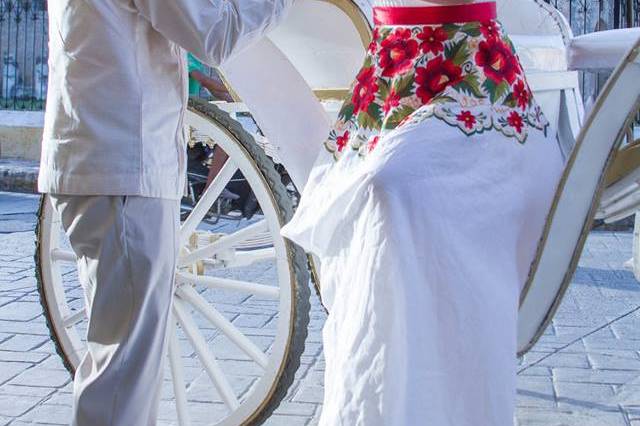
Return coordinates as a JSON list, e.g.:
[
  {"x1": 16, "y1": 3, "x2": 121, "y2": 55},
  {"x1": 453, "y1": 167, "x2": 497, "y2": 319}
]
[
  {"x1": 377, "y1": 79, "x2": 391, "y2": 102},
  {"x1": 503, "y1": 93, "x2": 517, "y2": 108},
  {"x1": 430, "y1": 95, "x2": 457, "y2": 104},
  {"x1": 455, "y1": 72, "x2": 486, "y2": 98},
  {"x1": 367, "y1": 102, "x2": 383, "y2": 122},
  {"x1": 383, "y1": 105, "x2": 415, "y2": 129},
  {"x1": 482, "y1": 78, "x2": 510, "y2": 103},
  {"x1": 363, "y1": 55, "x2": 373, "y2": 69},
  {"x1": 357, "y1": 111, "x2": 382, "y2": 130},
  {"x1": 445, "y1": 38, "x2": 468, "y2": 66},
  {"x1": 442, "y1": 23, "x2": 461, "y2": 38},
  {"x1": 393, "y1": 73, "x2": 415, "y2": 98},
  {"x1": 338, "y1": 102, "x2": 355, "y2": 122},
  {"x1": 460, "y1": 22, "x2": 481, "y2": 37}
]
